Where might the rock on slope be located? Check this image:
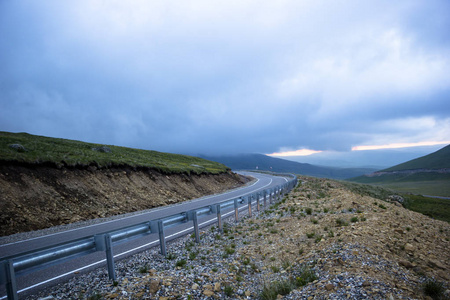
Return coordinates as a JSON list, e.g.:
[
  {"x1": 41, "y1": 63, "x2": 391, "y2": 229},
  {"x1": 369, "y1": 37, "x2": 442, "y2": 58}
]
[
  {"x1": 27, "y1": 176, "x2": 449, "y2": 300},
  {"x1": 0, "y1": 165, "x2": 249, "y2": 236}
]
